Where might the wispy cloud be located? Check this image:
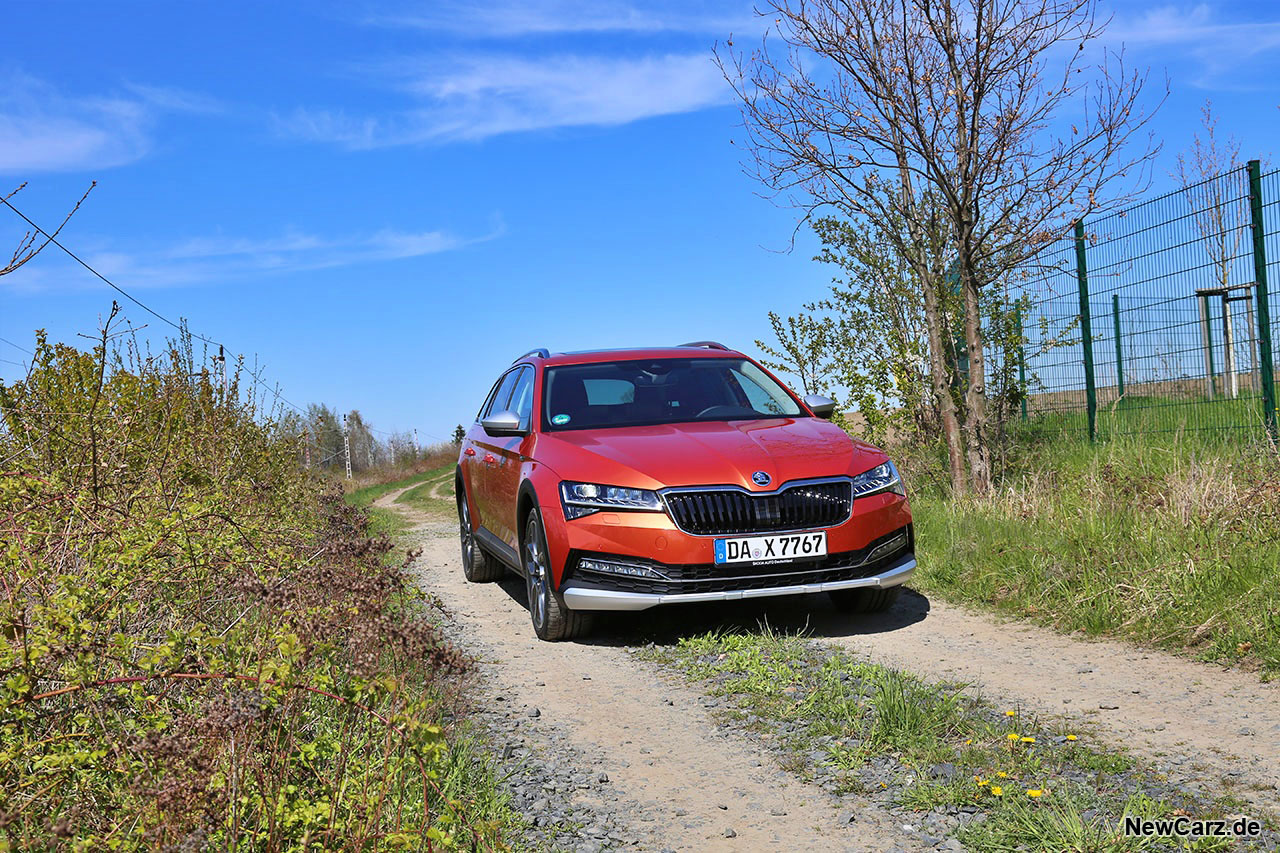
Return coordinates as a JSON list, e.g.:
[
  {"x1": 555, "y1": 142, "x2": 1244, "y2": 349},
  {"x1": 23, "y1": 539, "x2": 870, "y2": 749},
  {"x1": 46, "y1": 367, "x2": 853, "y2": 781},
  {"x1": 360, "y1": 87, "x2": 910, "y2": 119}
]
[
  {"x1": 0, "y1": 73, "x2": 151, "y2": 173},
  {"x1": 4, "y1": 224, "x2": 498, "y2": 292},
  {"x1": 0, "y1": 72, "x2": 221, "y2": 174},
  {"x1": 279, "y1": 52, "x2": 731, "y2": 147},
  {"x1": 1107, "y1": 4, "x2": 1280, "y2": 86},
  {"x1": 371, "y1": 0, "x2": 753, "y2": 38}
]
